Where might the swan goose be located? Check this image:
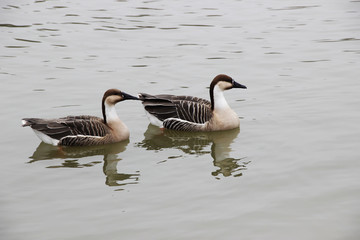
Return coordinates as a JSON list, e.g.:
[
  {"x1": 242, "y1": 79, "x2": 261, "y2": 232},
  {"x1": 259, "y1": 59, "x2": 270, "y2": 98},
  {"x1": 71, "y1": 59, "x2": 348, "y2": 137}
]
[
  {"x1": 22, "y1": 89, "x2": 139, "y2": 146},
  {"x1": 138, "y1": 74, "x2": 247, "y2": 132}
]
